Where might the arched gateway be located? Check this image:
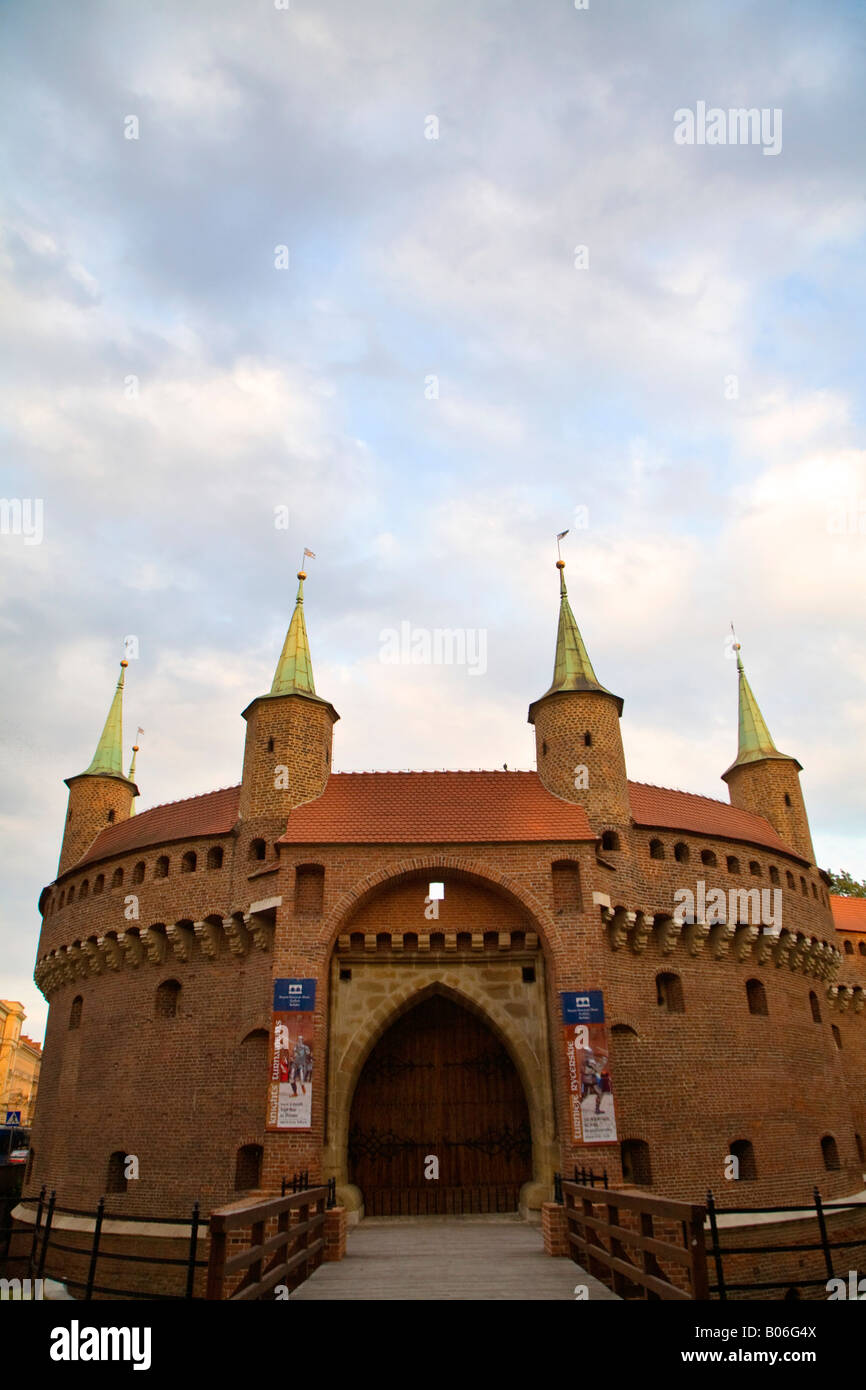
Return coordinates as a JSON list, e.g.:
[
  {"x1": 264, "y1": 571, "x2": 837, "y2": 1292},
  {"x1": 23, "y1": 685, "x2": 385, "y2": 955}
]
[{"x1": 348, "y1": 993, "x2": 533, "y2": 1214}]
